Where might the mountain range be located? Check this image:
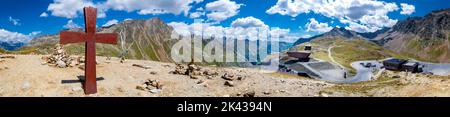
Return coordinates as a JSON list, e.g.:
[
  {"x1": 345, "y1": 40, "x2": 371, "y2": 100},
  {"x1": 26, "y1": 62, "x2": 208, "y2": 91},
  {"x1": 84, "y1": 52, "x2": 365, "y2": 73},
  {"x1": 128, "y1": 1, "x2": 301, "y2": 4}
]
[
  {"x1": 293, "y1": 8, "x2": 450, "y2": 63},
  {"x1": 18, "y1": 18, "x2": 177, "y2": 62},
  {"x1": 0, "y1": 41, "x2": 25, "y2": 51}
]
